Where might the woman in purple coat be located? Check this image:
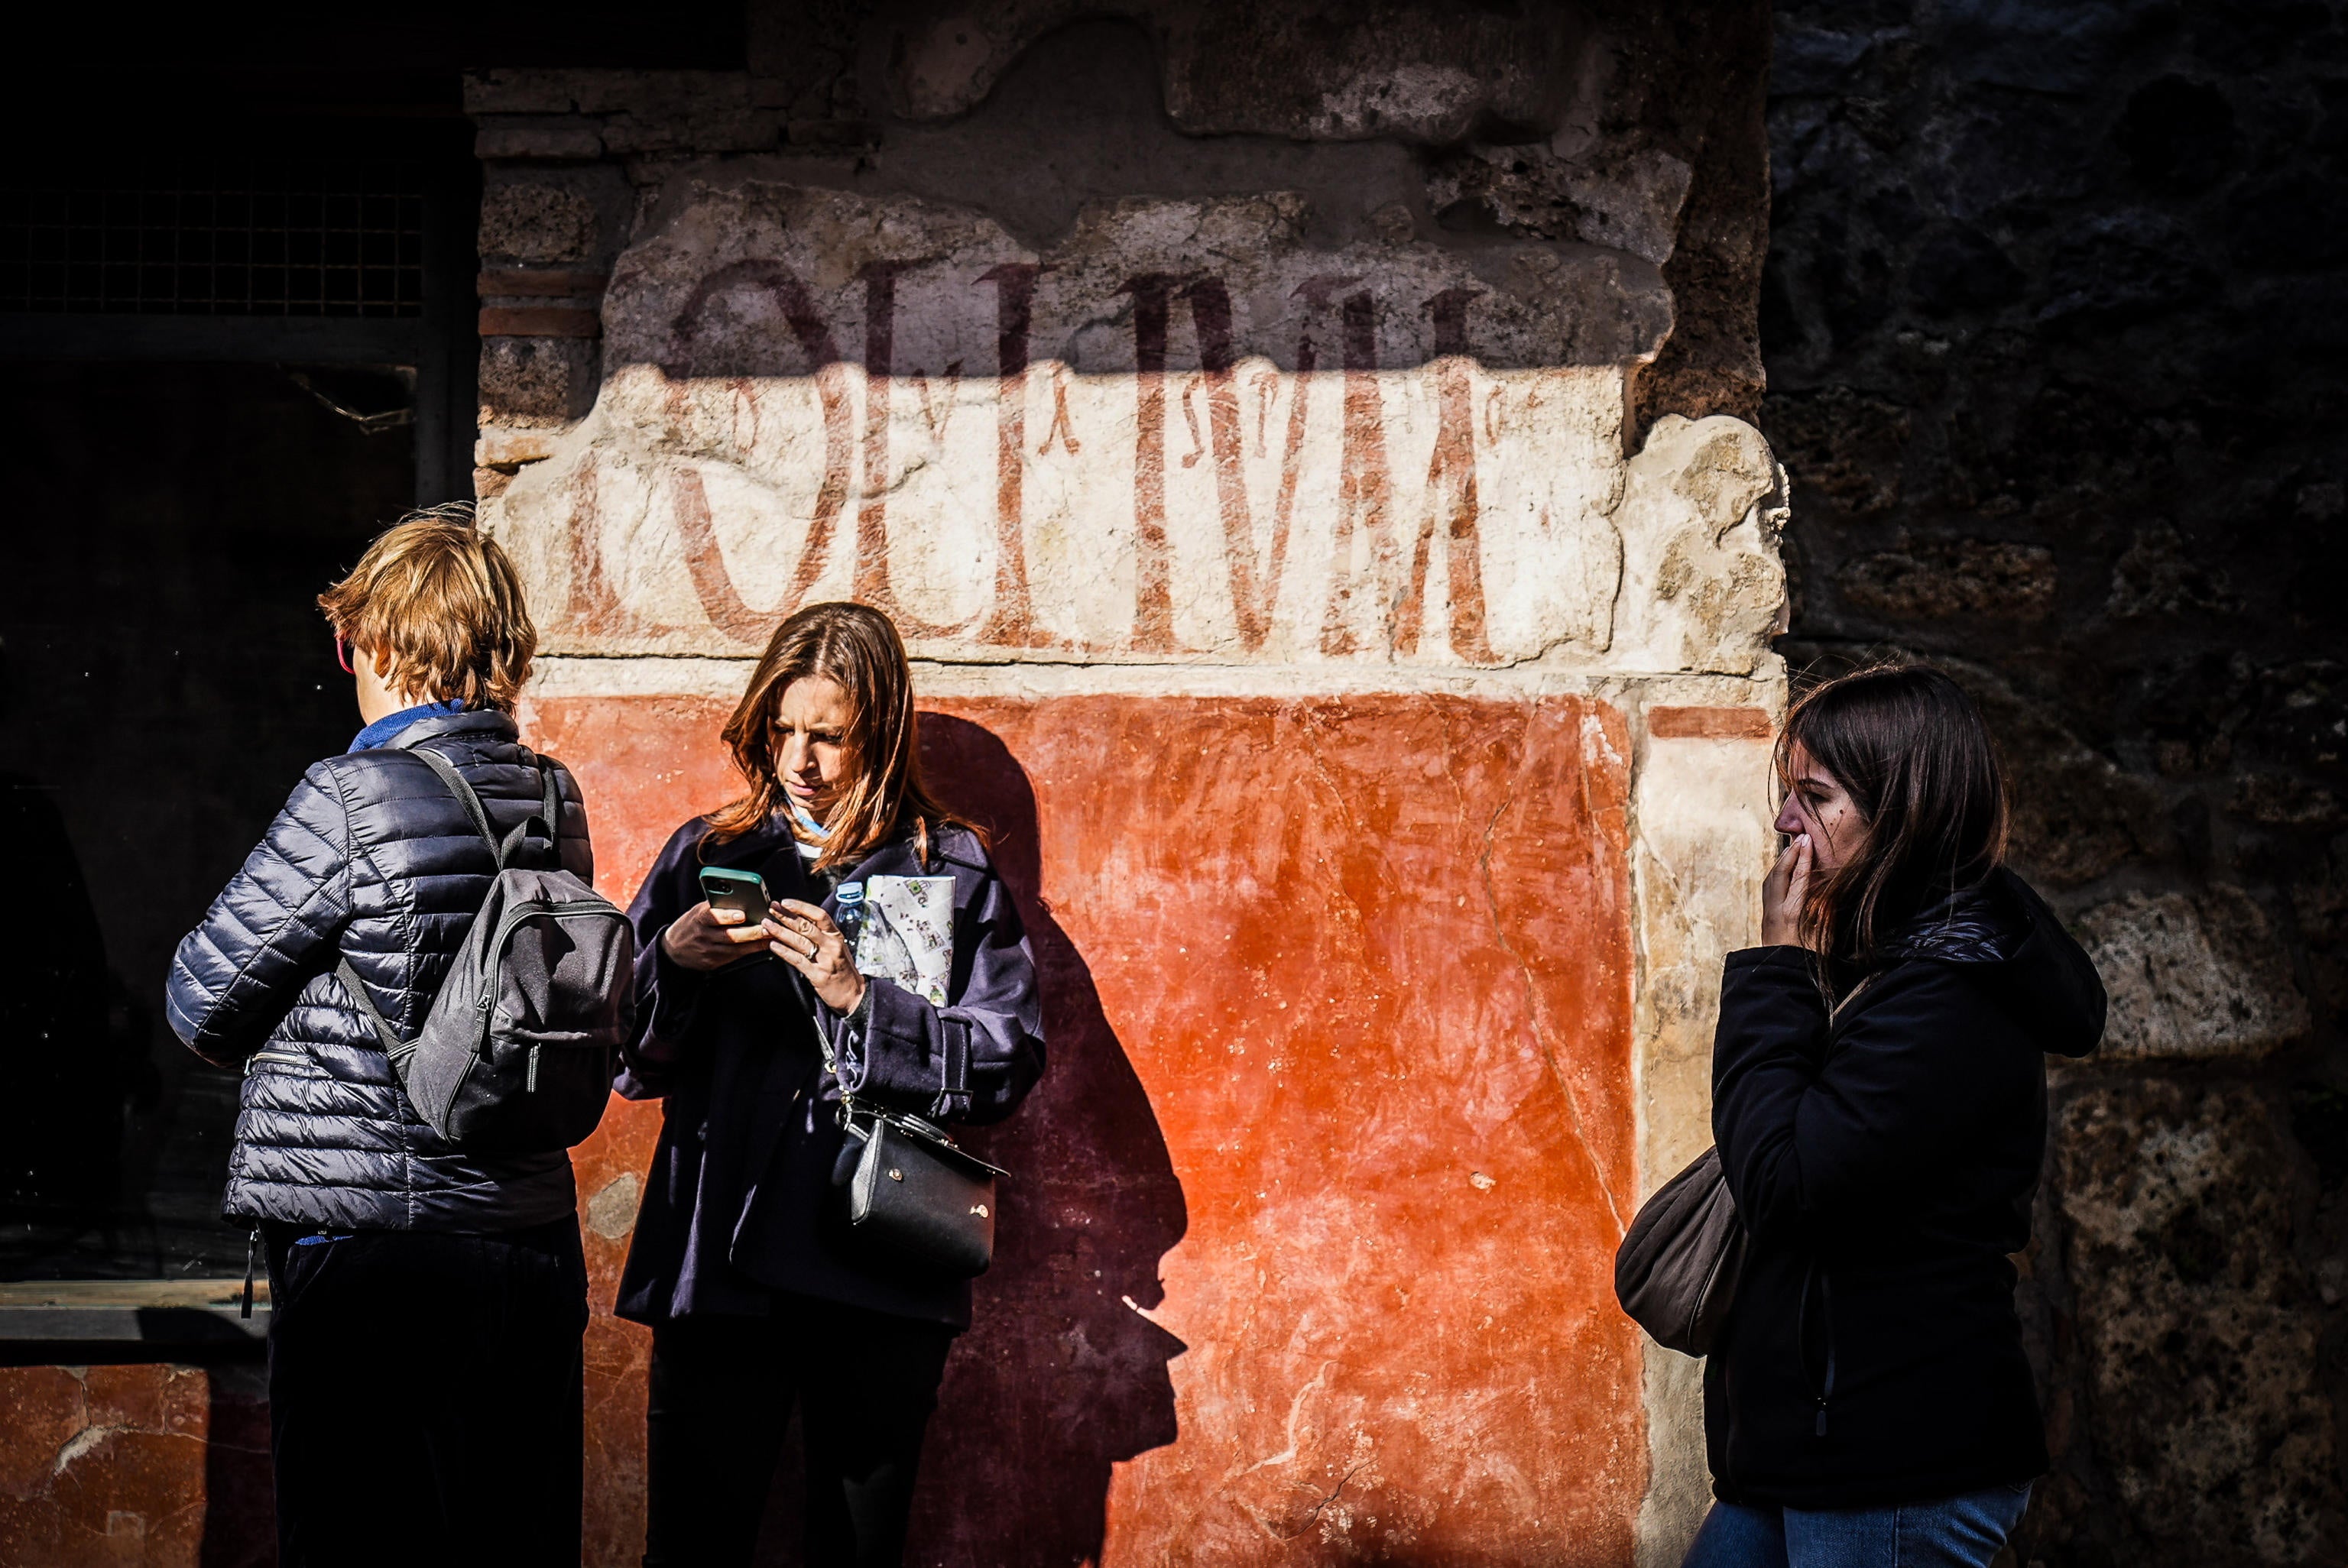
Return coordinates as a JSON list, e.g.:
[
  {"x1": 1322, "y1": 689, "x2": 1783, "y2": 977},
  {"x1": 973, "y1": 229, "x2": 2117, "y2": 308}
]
[{"x1": 615, "y1": 601, "x2": 1045, "y2": 1568}]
